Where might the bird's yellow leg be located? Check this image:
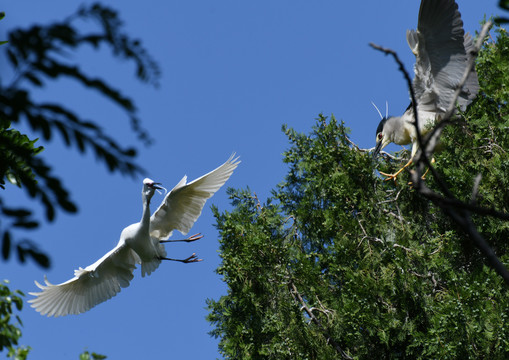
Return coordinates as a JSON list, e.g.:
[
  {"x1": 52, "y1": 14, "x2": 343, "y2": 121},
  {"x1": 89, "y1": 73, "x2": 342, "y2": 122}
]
[
  {"x1": 379, "y1": 158, "x2": 413, "y2": 181},
  {"x1": 420, "y1": 157, "x2": 436, "y2": 180}
]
